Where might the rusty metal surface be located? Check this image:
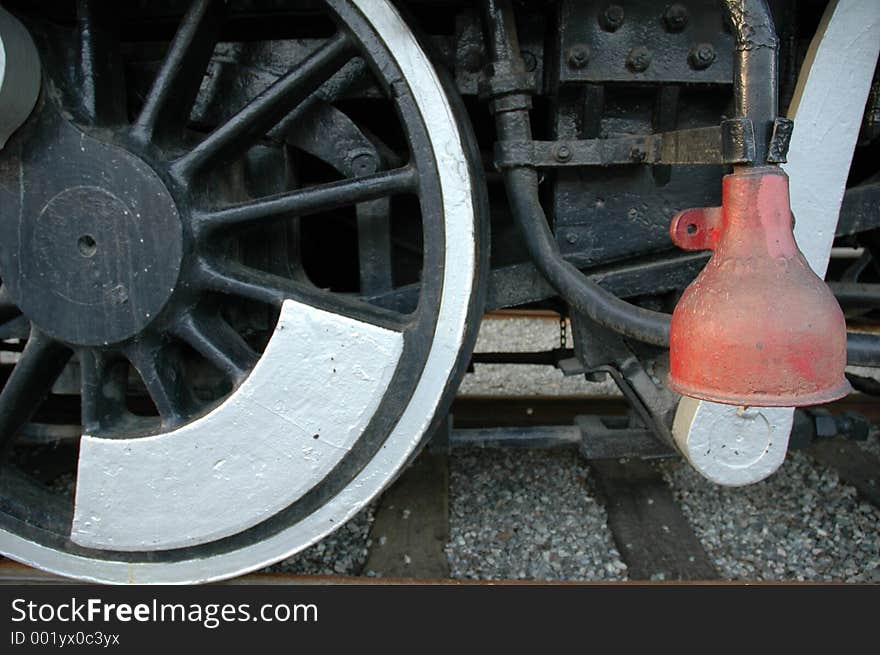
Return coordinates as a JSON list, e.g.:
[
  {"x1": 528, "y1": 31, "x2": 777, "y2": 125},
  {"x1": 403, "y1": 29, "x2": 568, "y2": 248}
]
[{"x1": 668, "y1": 167, "x2": 850, "y2": 406}]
